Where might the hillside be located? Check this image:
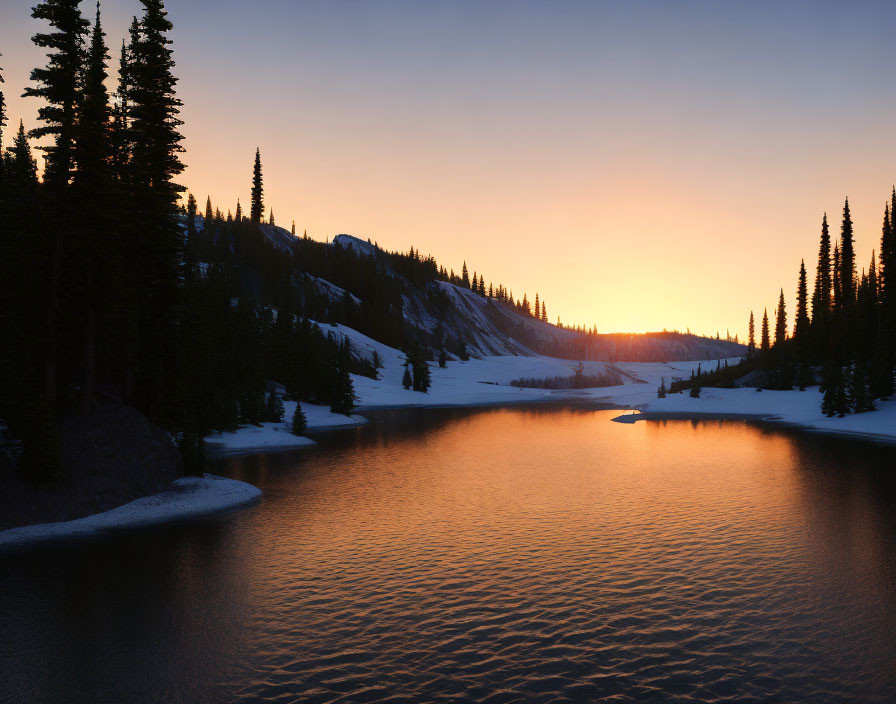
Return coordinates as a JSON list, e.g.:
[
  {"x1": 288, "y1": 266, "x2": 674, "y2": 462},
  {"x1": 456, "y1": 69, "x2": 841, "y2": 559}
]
[{"x1": 246, "y1": 228, "x2": 746, "y2": 363}]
